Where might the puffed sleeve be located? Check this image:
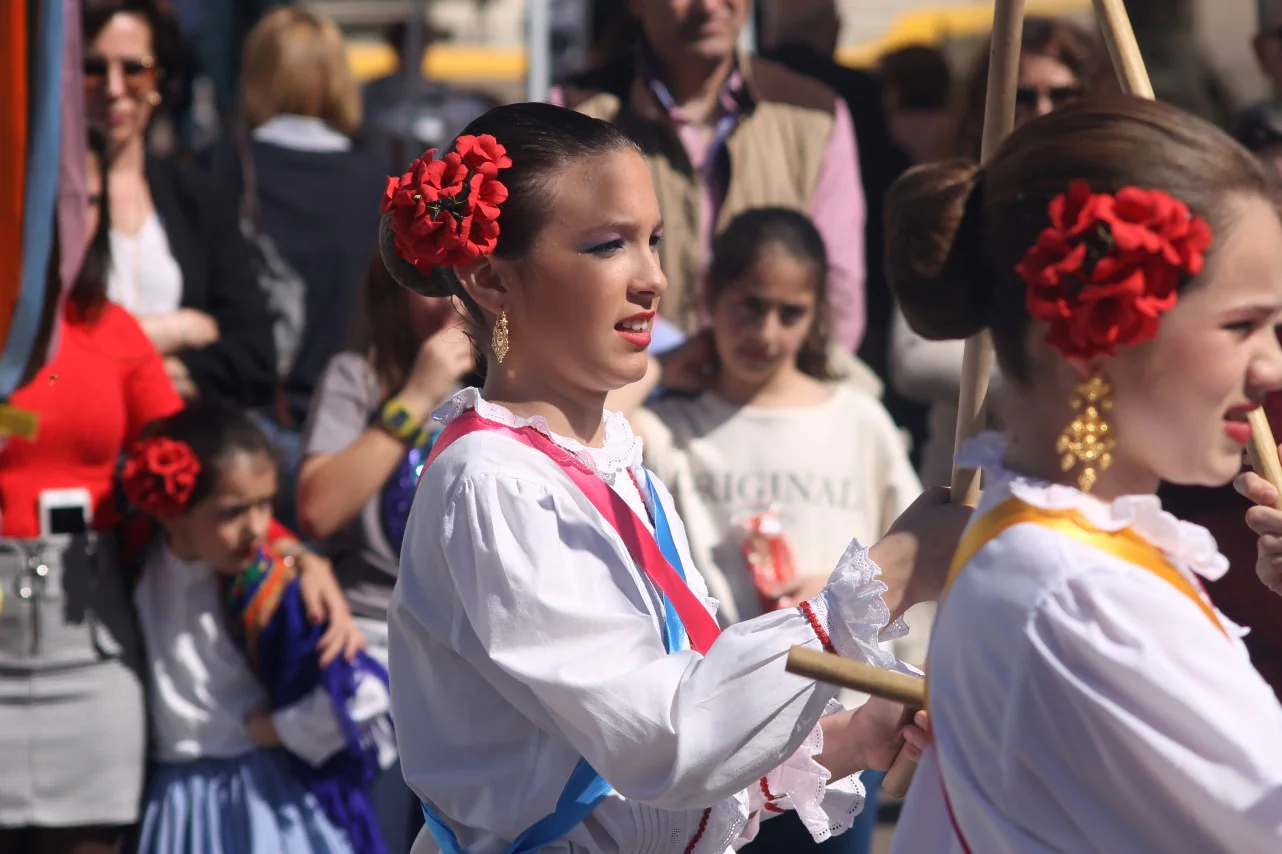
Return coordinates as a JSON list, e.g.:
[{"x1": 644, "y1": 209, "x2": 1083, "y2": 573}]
[
  {"x1": 1005, "y1": 566, "x2": 1282, "y2": 851},
  {"x1": 429, "y1": 465, "x2": 896, "y2": 814}
]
